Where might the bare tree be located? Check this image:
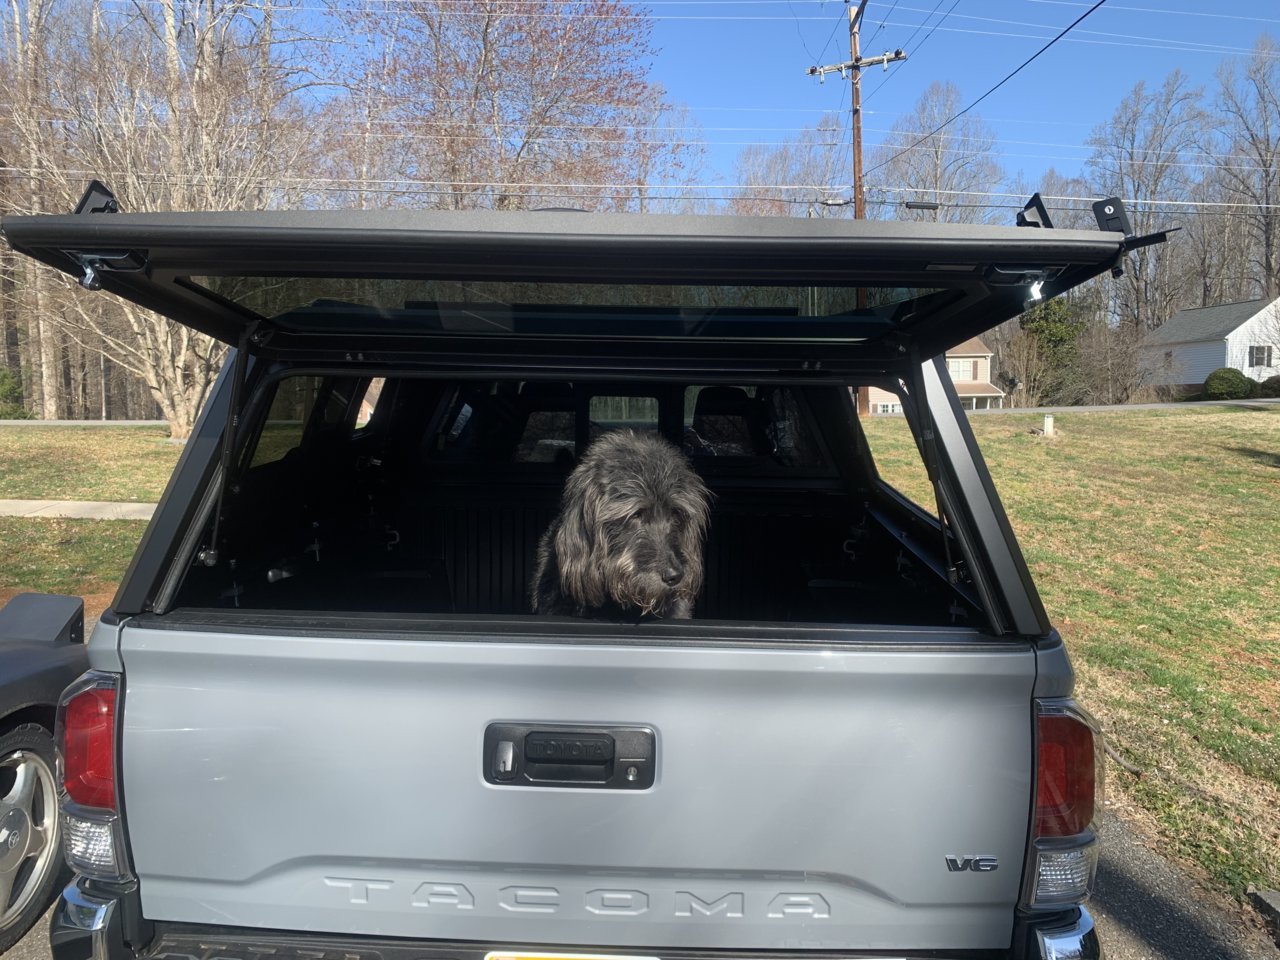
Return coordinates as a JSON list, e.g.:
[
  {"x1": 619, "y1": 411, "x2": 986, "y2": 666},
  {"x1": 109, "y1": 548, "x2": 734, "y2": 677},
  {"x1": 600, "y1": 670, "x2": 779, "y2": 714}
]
[
  {"x1": 1000, "y1": 329, "x2": 1053, "y2": 408},
  {"x1": 1075, "y1": 316, "x2": 1153, "y2": 404},
  {"x1": 1086, "y1": 70, "x2": 1208, "y2": 332},
  {"x1": 610, "y1": 97, "x2": 709, "y2": 215},
  {"x1": 4, "y1": 0, "x2": 336, "y2": 433},
  {"x1": 1180, "y1": 165, "x2": 1260, "y2": 308},
  {"x1": 865, "y1": 81, "x2": 1004, "y2": 224},
  {"x1": 1214, "y1": 35, "x2": 1280, "y2": 301},
  {"x1": 1035, "y1": 167, "x2": 1098, "y2": 231},
  {"x1": 334, "y1": 0, "x2": 699, "y2": 212},
  {"x1": 2, "y1": 0, "x2": 703, "y2": 429},
  {"x1": 2, "y1": 0, "x2": 59, "y2": 417},
  {"x1": 728, "y1": 114, "x2": 848, "y2": 217}
]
